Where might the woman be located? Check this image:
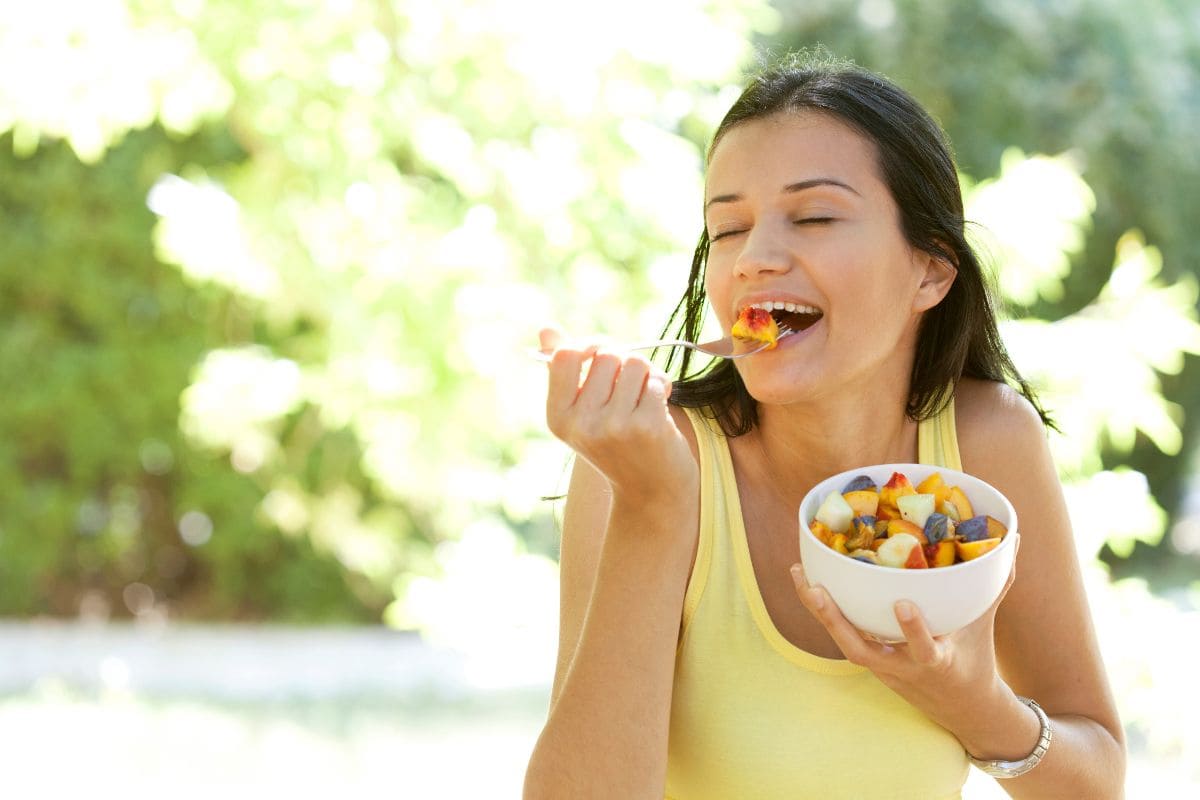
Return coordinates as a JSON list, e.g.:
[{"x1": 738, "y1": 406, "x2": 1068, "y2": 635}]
[{"x1": 524, "y1": 54, "x2": 1125, "y2": 799}]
